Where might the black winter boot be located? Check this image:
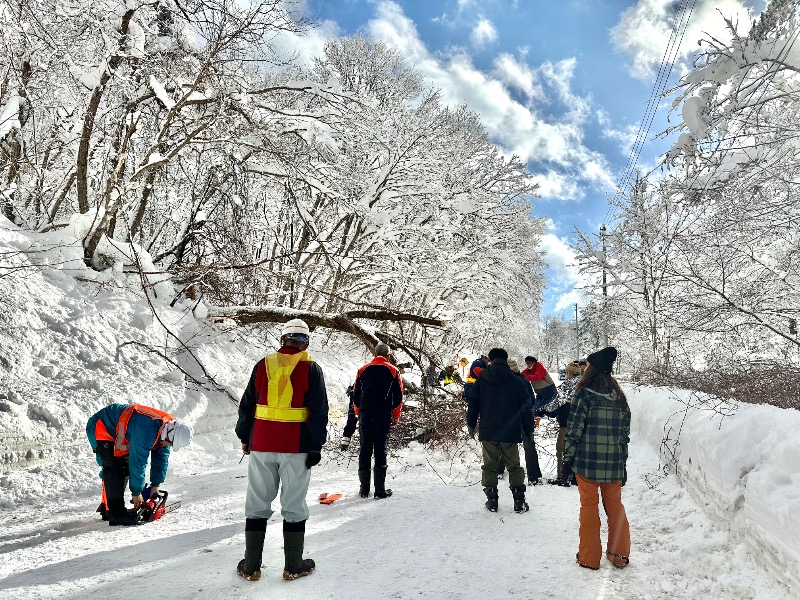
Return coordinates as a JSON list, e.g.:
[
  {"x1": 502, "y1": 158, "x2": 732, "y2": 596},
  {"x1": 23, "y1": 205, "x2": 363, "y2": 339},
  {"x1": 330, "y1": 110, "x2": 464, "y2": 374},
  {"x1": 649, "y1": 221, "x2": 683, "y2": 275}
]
[
  {"x1": 107, "y1": 498, "x2": 138, "y2": 526},
  {"x1": 283, "y1": 528, "x2": 315, "y2": 580},
  {"x1": 373, "y1": 466, "x2": 393, "y2": 499},
  {"x1": 511, "y1": 485, "x2": 529, "y2": 513},
  {"x1": 484, "y1": 486, "x2": 499, "y2": 512},
  {"x1": 237, "y1": 528, "x2": 265, "y2": 581},
  {"x1": 359, "y1": 469, "x2": 371, "y2": 498}
]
